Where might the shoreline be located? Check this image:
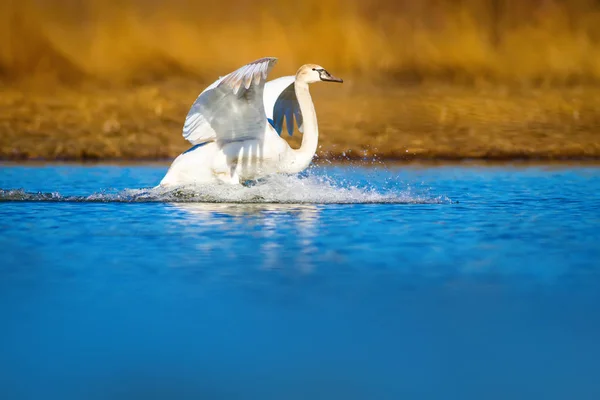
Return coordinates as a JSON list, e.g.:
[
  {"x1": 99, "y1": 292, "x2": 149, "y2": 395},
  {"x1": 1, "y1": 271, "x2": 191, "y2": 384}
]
[
  {"x1": 3, "y1": 157, "x2": 600, "y2": 168},
  {"x1": 2, "y1": 80, "x2": 599, "y2": 163}
]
